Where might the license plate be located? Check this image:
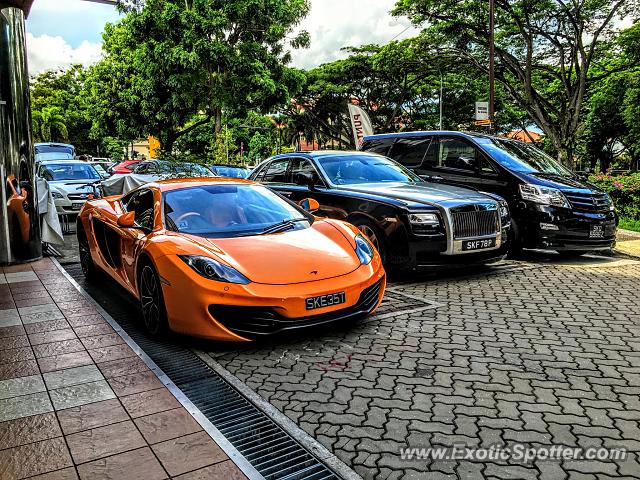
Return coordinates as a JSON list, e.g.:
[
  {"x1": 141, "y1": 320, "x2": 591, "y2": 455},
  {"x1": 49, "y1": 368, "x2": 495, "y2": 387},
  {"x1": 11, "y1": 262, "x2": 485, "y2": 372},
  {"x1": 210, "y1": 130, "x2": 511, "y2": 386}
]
[
  {"x1": 589, "y1": 224, "x2": 605, "y2": 238},
  {"x1": 306, "y1": 292, "x2": 346, "y2": 310},
  {"x1": 462, "y1": 238, "x2": 497, "y2": 251},
  {"x1": 71, "y1": 203, "x2": 83, "y2": 211}
]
